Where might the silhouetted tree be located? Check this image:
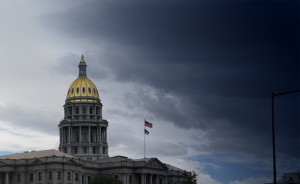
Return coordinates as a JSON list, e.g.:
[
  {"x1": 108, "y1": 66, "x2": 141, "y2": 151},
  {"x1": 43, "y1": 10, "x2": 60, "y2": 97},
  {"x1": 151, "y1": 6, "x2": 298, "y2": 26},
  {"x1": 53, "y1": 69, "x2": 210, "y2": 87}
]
[
  {"x1": 89, "y1": 175, "x2": 123, "y2": 184},
  {"x1": 183, "y1": 171, "x2": 197, "y2": 184}
]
